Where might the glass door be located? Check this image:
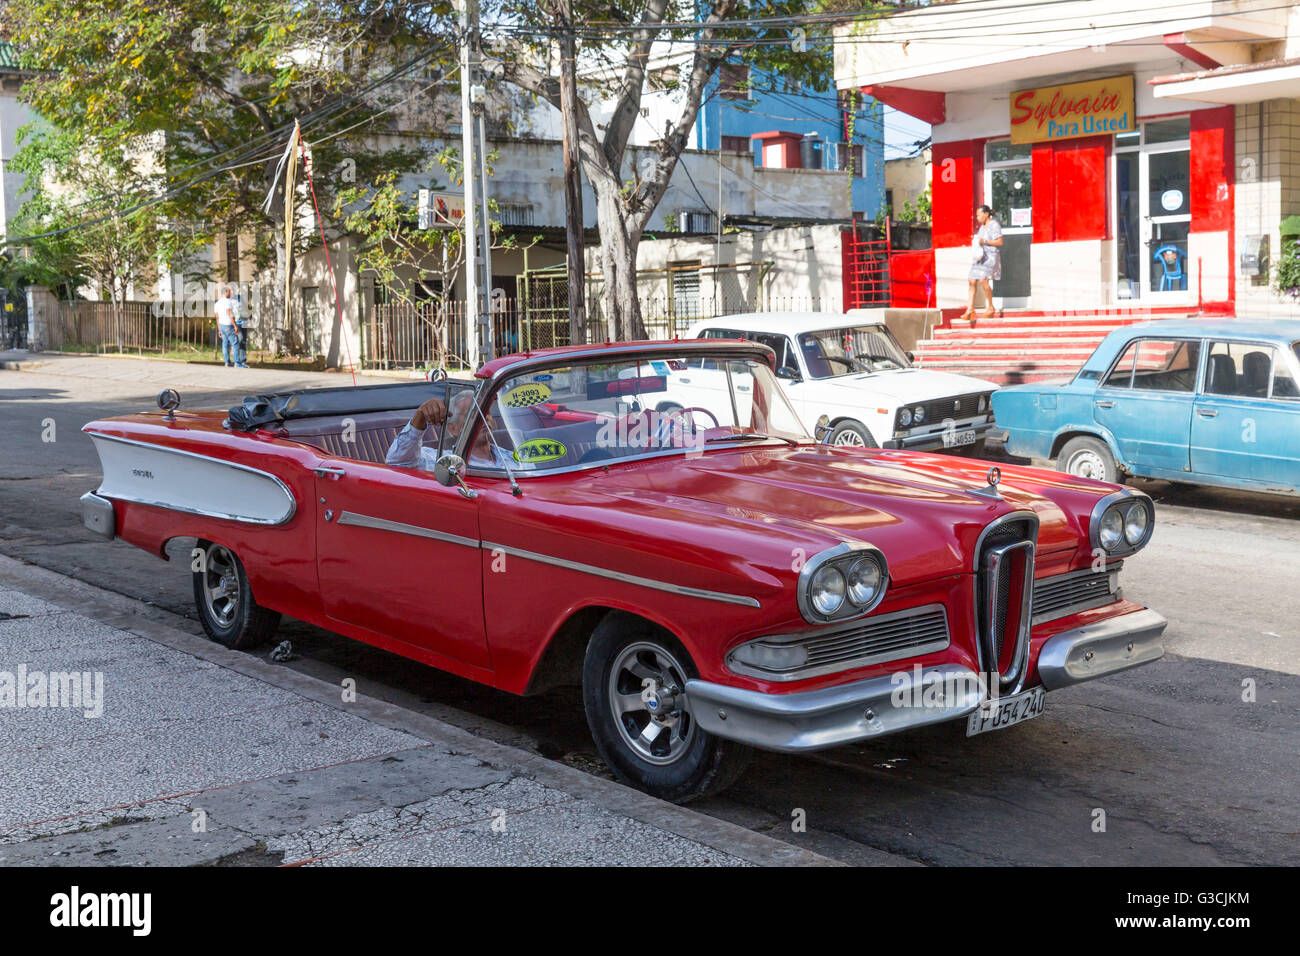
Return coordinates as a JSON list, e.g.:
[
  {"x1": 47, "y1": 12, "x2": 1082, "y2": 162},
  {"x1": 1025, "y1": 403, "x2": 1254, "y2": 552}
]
[
  {"x1": 1114, "y1": 118, "x2": 1191, "y2": 302},
  {"x1": 985, "y1": 141, "x2": 1032, "y2": 309}
]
